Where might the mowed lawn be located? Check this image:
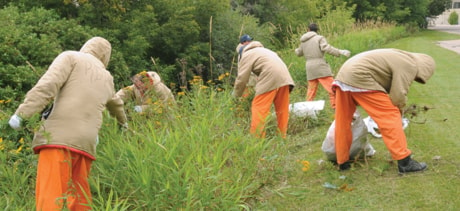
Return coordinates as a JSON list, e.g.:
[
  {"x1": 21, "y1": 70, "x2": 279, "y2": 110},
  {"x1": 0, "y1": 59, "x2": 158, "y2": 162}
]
[{"x1": 253, "y1": 30, "x2": 460, "y2": 210}]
